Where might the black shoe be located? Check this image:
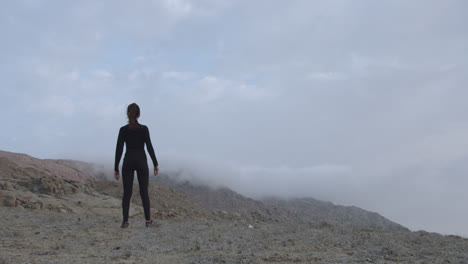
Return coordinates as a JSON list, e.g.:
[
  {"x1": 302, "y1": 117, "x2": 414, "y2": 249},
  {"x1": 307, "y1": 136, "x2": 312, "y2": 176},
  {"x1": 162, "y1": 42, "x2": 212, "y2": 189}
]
[
  {"x1": 120, "y1": 221, "x2": 129, "y2": 228},
  {"x1": 146, "y1": 220, "x2": 161, "y2": 228}
]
